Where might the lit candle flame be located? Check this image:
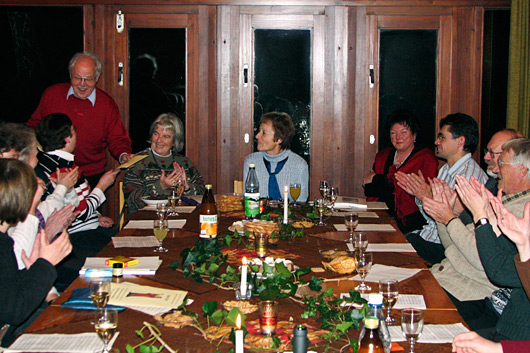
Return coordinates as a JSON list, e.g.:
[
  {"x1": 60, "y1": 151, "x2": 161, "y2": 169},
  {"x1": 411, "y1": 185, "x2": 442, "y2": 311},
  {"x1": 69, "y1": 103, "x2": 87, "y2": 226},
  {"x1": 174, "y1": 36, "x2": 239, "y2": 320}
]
[
  {"x1": 242, "y1": 257, "x2": 247, "y2": 266},
  {"x1": 284, "y1": 185, "x2": 289, "y2": 193},
  {"x1": 236, "y1": 313, "x2": 242, "y2": 329}
]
